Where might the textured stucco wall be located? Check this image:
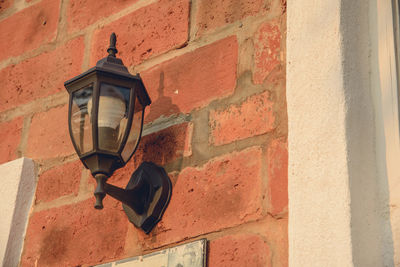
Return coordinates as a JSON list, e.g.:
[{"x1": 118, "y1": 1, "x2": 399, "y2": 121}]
[
  {"x1": 287, "y1": 0, "x2": 353, "y2": 265},
  {"x1": 288, "y1": 0, "x2": 396, "y2": 266},
  {"x1": 0, "y1": 158, "x2": 35, "y2": 267}
]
